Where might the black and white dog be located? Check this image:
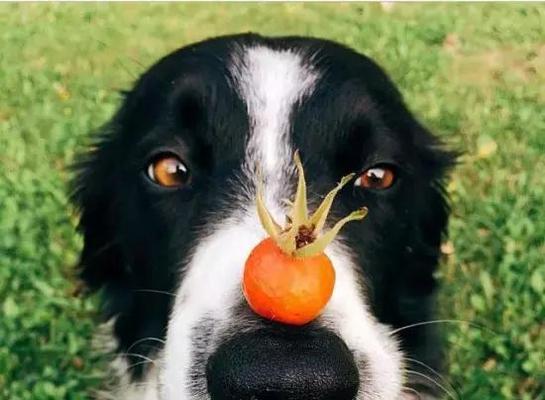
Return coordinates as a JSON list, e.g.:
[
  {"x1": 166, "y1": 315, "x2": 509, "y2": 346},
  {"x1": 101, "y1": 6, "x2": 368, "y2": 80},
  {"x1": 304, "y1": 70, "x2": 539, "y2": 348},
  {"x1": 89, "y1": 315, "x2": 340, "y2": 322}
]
[{"x1": 73, "y1": 34, "x2": 455, "y2": 400}]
